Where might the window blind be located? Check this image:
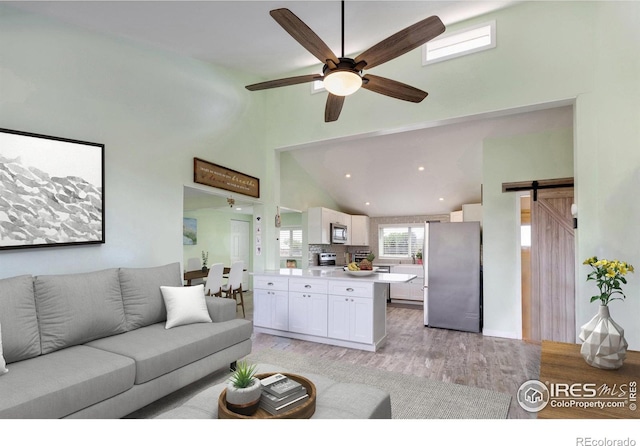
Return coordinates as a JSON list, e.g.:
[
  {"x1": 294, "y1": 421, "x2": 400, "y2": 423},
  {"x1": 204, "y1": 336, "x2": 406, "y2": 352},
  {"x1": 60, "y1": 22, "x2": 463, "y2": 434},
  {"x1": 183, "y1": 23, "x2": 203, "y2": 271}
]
[{"x1": 280, "y1": 228, "x2": 302, "y2": 257}]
